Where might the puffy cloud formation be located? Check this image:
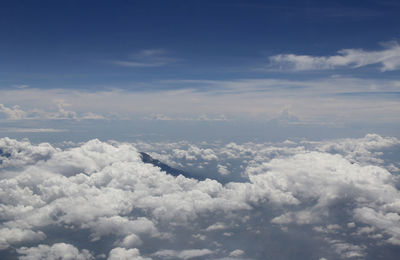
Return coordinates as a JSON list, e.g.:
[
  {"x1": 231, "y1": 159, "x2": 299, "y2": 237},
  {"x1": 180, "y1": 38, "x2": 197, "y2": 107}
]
[
  {"x1": 0, "y1": 228, "x2": 46, "y2": 250},
  {"x1": 269, "y1": 41, "x2": 400, "y2": 71},
  {"x1": 229, "y1": 249, "x2": 245, "y2": 257},
  {"x1": 0, "y1": 134, "x2": 400, "y2": 259},
  {"x1": 17, "y1": 243, "x2": 94, "y2": 260},
  {"x1": 108, "y1": 248, "x2": 150, "y2": 260},
  {"x1": 0, "y1": 137, "x2": 58, "y2": 168}
]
